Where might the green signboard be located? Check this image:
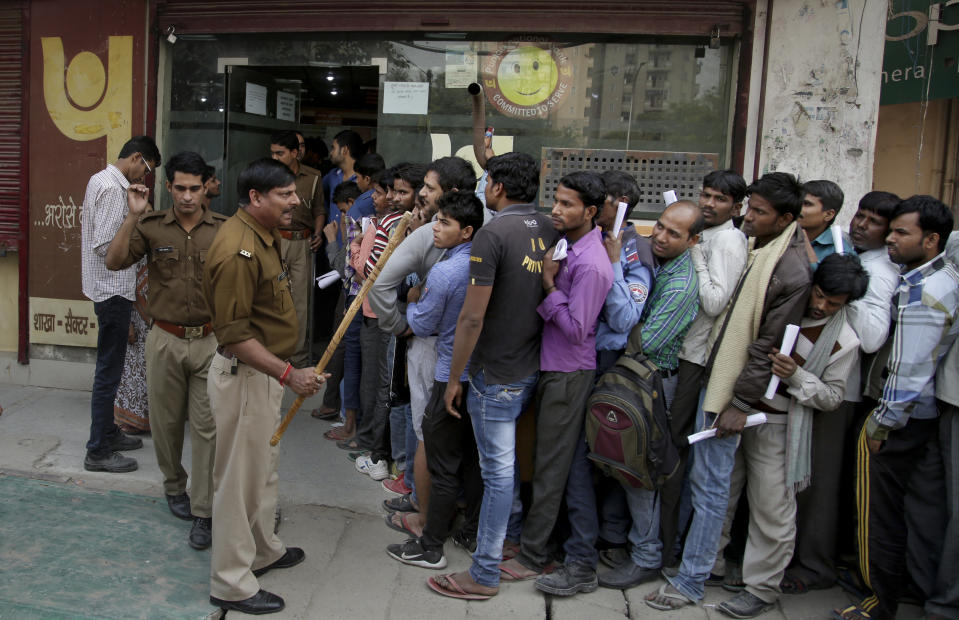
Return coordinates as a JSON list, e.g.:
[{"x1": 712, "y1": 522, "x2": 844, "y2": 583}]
[{"x1": 881, "y1": 0, "x2": 959, "y2": 105}]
